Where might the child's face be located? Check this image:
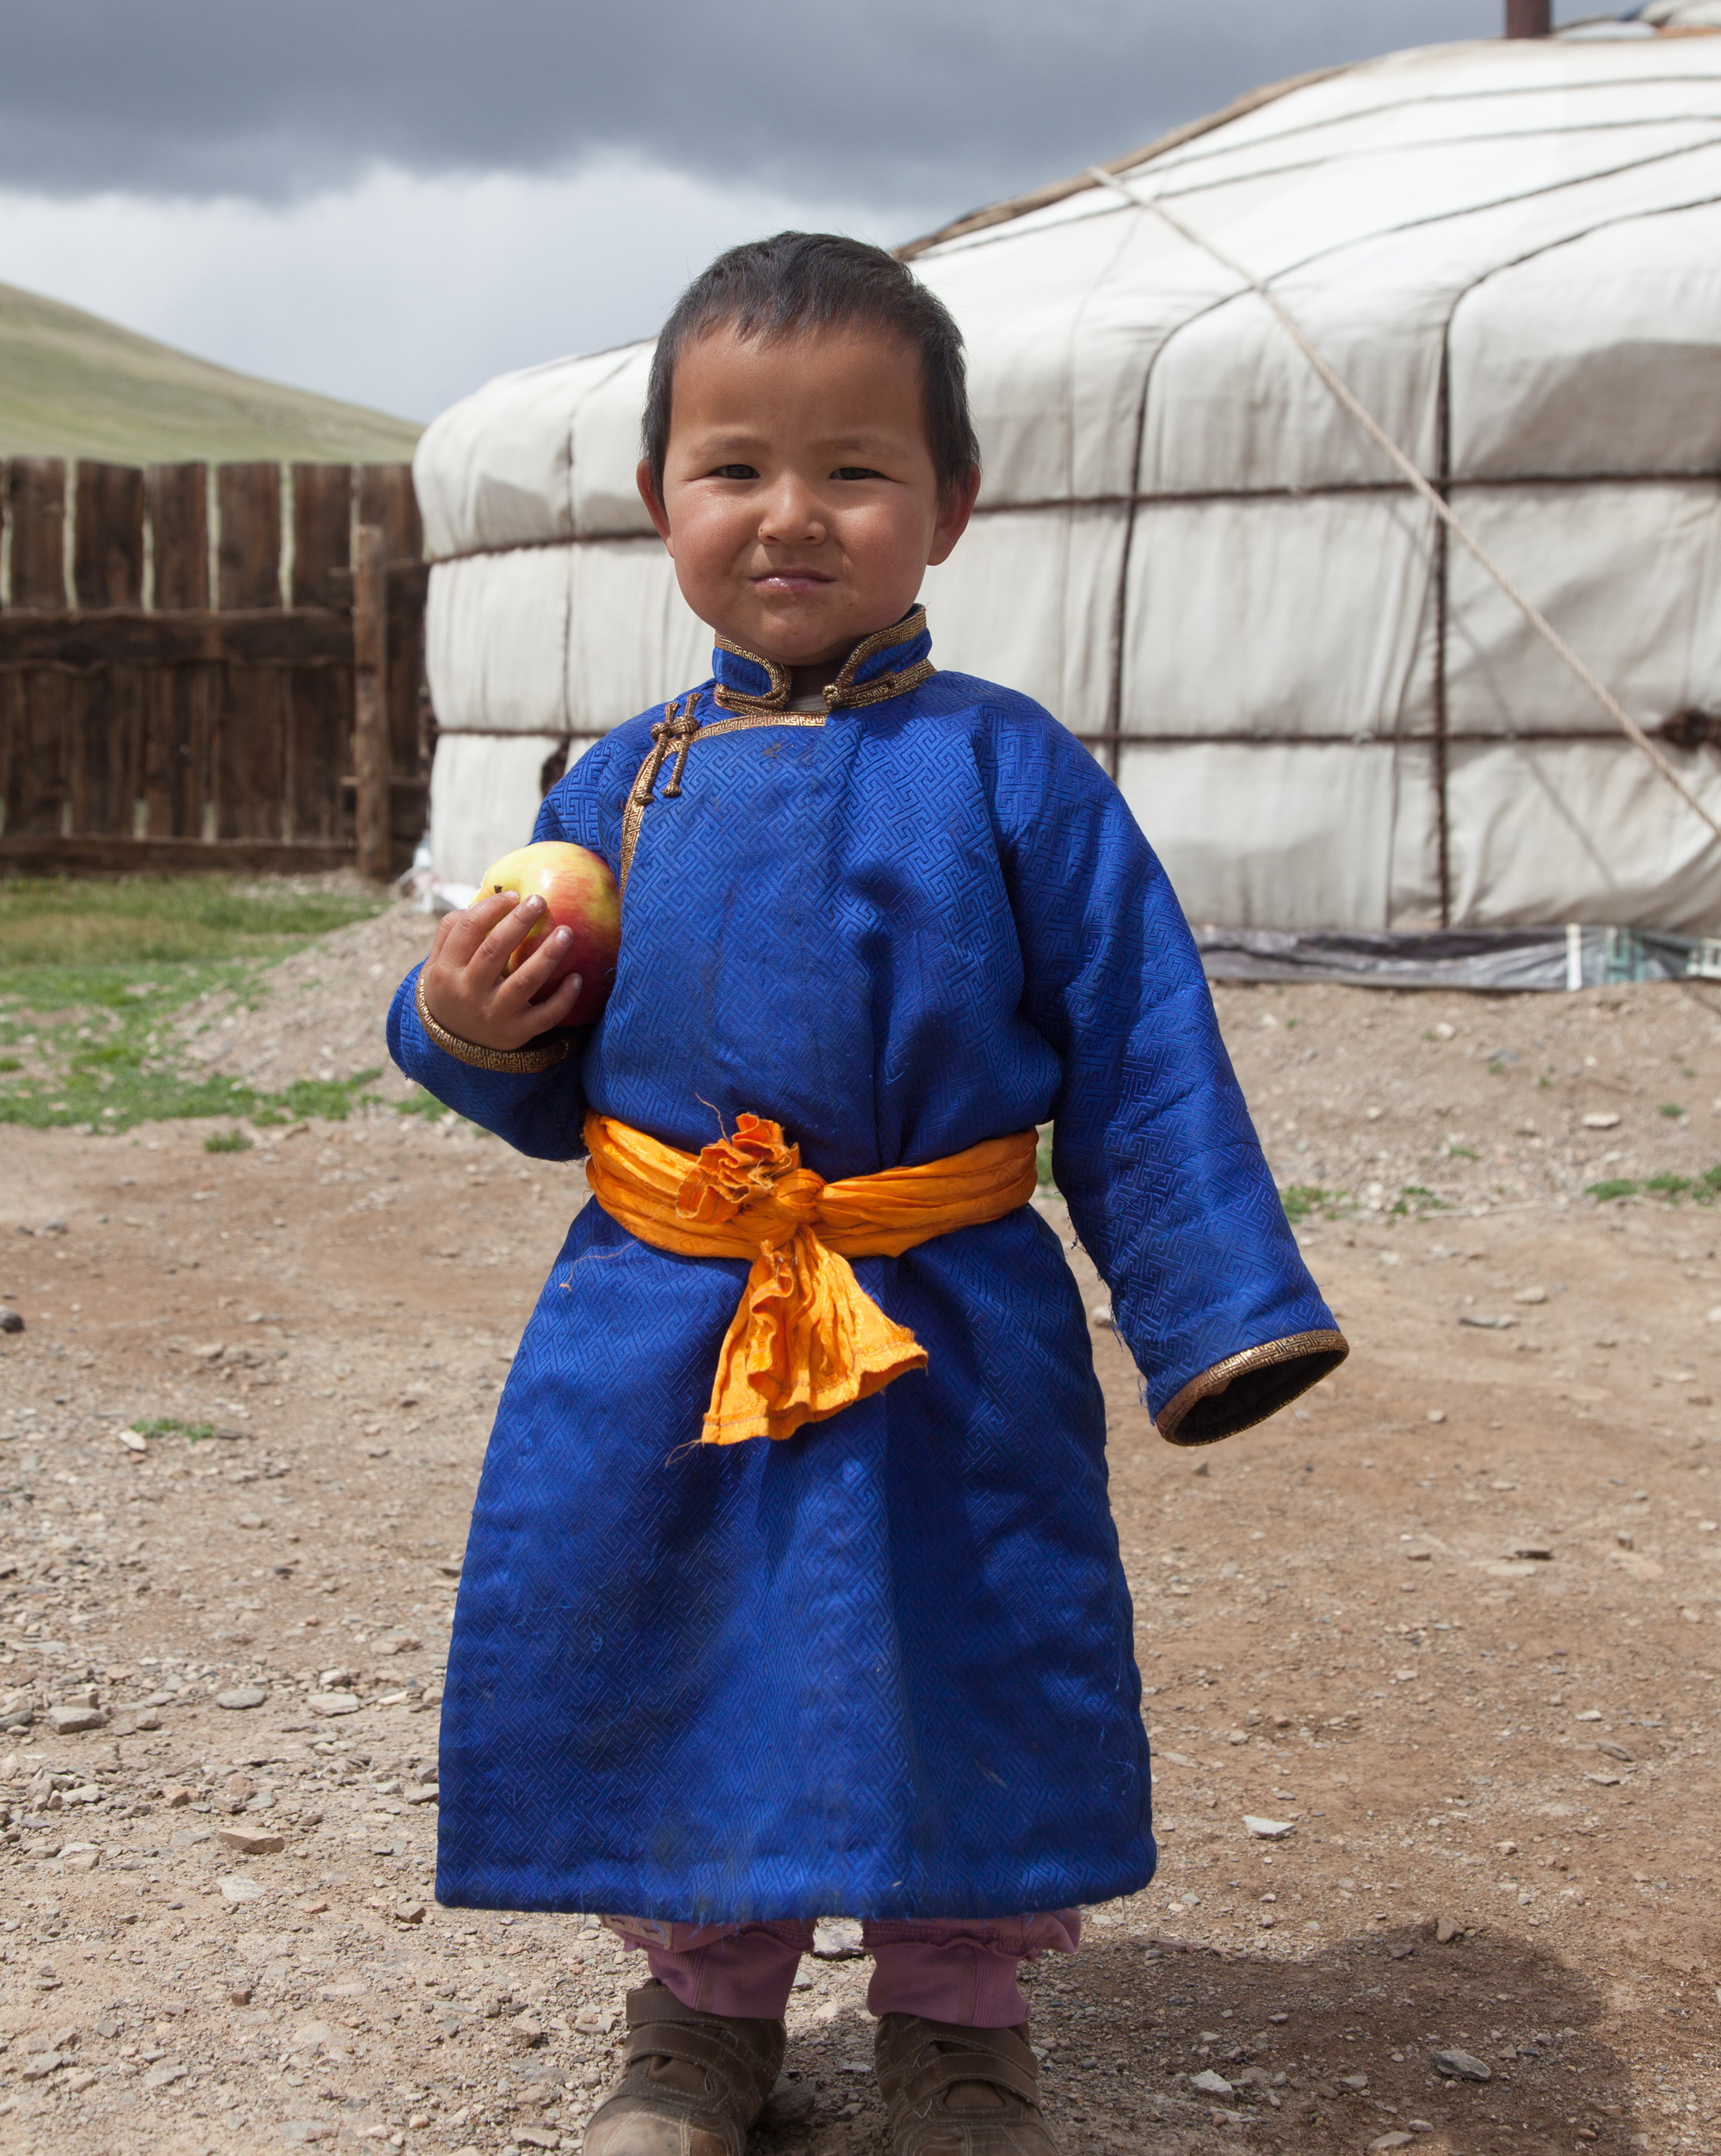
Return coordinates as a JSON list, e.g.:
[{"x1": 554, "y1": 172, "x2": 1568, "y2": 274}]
[{"x1": 638, "y1": 322, "x2": 977, "y2": 671}]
